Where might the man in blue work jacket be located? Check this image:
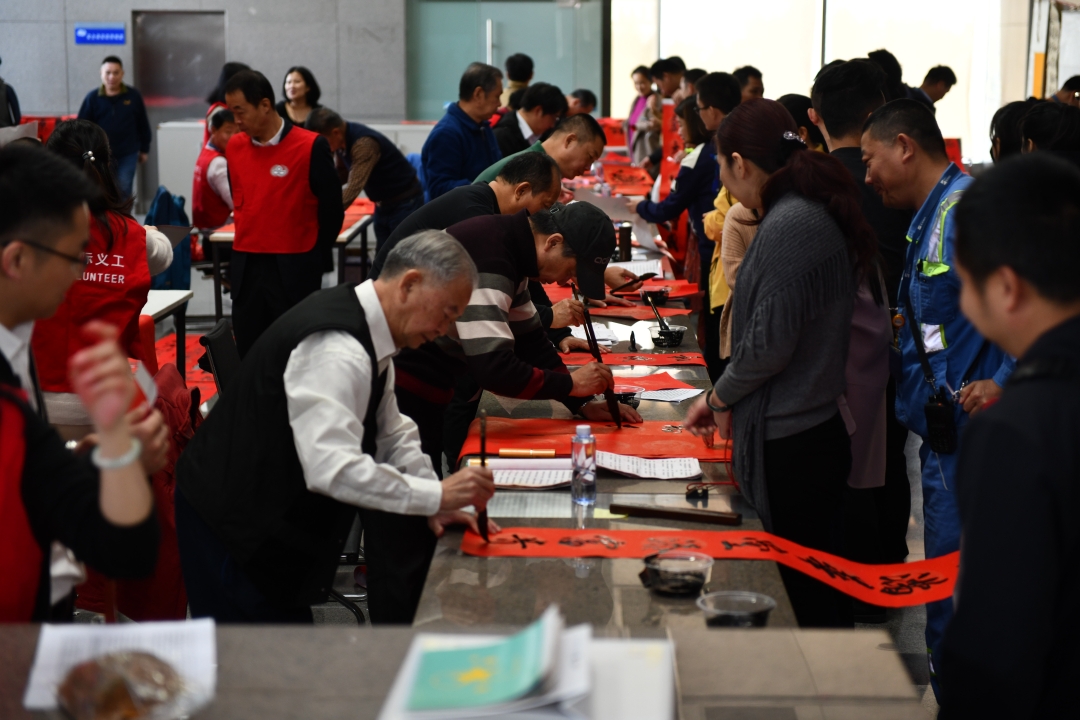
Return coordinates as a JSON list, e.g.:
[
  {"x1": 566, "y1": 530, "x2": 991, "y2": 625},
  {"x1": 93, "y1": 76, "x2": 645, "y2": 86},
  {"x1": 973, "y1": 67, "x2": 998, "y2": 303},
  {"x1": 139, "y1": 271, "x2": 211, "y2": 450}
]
[{"x1": 861, "y1": 100, "x2": 1014, "y2": 699}]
